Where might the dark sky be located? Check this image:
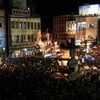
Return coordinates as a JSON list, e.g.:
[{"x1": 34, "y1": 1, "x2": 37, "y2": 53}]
[{"x1": 32, "y1": 0, "x2": 100, "y2": 31}]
